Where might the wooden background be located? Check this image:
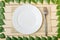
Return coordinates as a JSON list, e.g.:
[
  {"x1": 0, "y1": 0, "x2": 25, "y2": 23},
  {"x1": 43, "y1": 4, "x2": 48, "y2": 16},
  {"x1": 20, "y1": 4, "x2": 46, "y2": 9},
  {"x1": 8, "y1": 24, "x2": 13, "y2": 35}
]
[{"x1": 0, "y1": 0, "x2": 58, "y2": 40}]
